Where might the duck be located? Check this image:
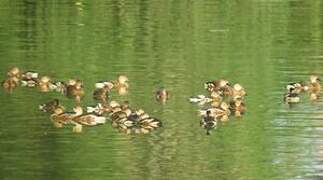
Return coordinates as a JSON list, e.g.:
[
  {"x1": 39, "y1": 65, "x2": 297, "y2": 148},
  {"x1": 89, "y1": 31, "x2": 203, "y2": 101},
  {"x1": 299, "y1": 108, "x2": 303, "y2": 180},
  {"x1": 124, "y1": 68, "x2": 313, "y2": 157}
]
[
  {"x1": 232, "y1": 83, "x2": 247, "y2": 99},
  {"x1": 2, "y1": 77, "x2": 19, "y2": 92},
  {"x1": 93, "y1": 87, "x2": 110, "y2": 103},
  {"x1": 229, "y1": 98, "x2": 246, "y2": 117},
  {"x1": 64, "y1": 79, "x2": 84, "y2": 104},
  {"x1": 204, "y1": 79, "x2": 229, "y2": 92},
  {"x1": 39, "y1": 99, "x2": 65, "y2": 114},
  {"x1": 7, "y1": 67, "x2": 21, "y2": 78},
  {"x1": 72, "y1": 106, "x2": 106, "y2": 126},
  {"x1": 50, "y1": 106, "x2": 81, "y2": 128},
  {"x1": 283, "y1": 88, "x2": 300, "y2": 104},
  {"x1": 308, "y1": 75, "x2": 321, "y2": 93},
  {"x1": 156, "y1": 88, "x2": 170, "y2": 102},
  {"x1": 214, "y1": 102, "x2": 231, "y2": 122},
  {"x1": 200, "y1": 110, "x2": 217, "y2": 135},
  {"x1": 286, "y1": 82, "x2": 308, "y2": 94},
  {"x1": 114, "y1": 75, "x2": 129, "y2": 89},
  {"x1": 21, "y1": 71, "x2": 39, "y2": 87},
  {"x1": 38, "y1": 76, "x2": 53, "y2": 92}
]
